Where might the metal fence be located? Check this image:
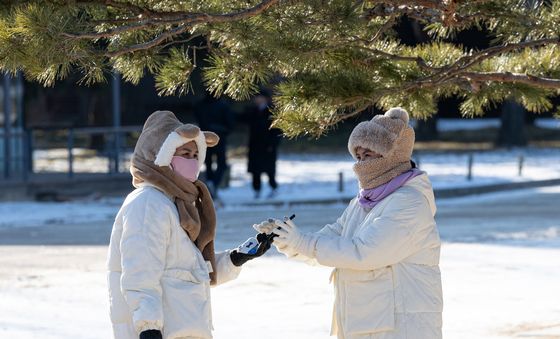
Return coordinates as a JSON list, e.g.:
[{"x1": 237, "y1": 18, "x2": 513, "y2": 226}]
[{"x1": 1, "y1": 125, "x2": 142, "y2": 181}]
